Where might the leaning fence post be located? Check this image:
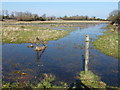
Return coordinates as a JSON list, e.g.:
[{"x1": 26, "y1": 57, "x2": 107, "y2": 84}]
[{"x1": 85, "y1": 35, "x2": 89, "y2": 71}]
